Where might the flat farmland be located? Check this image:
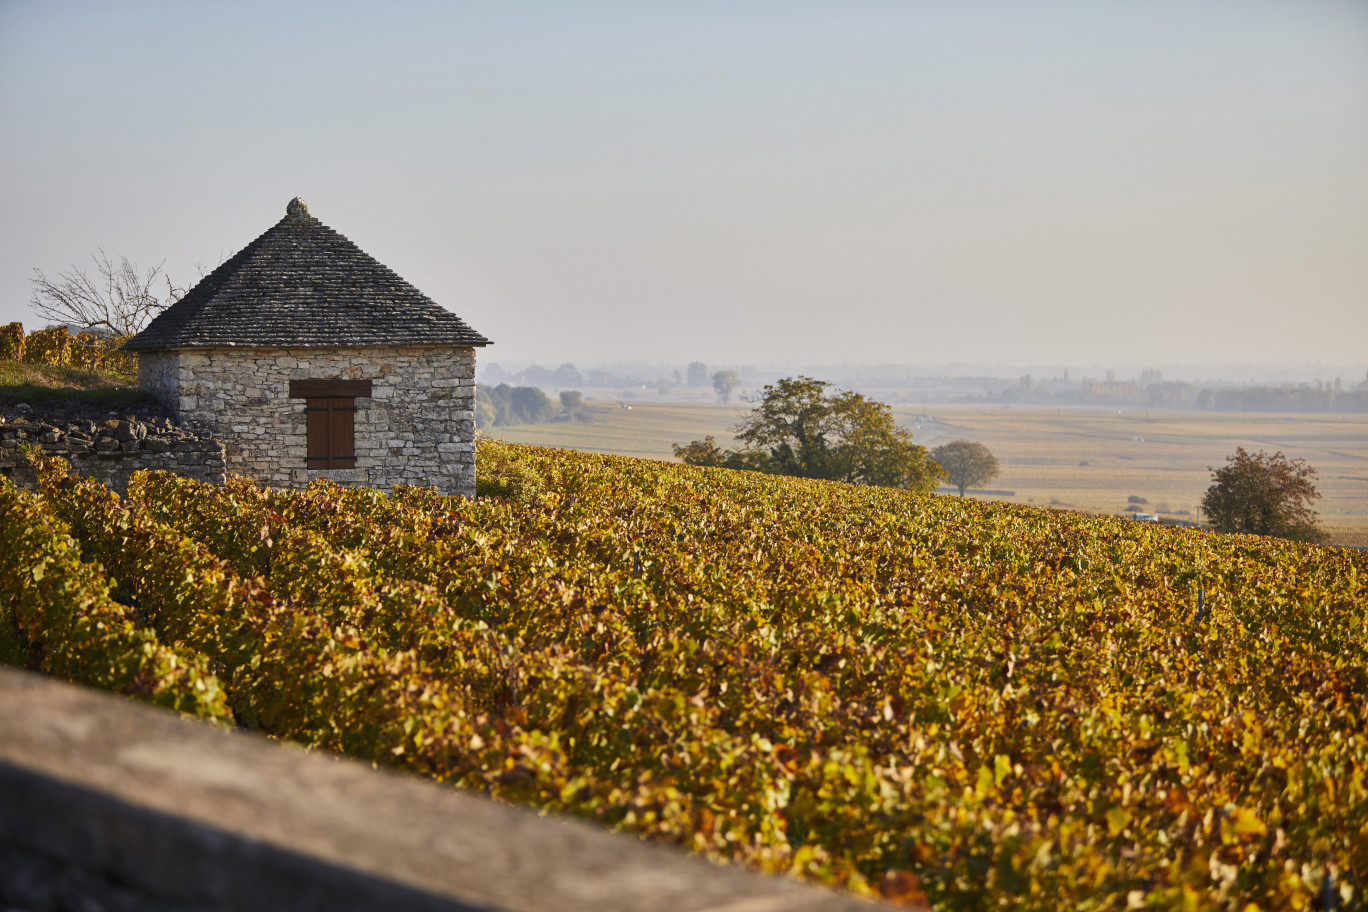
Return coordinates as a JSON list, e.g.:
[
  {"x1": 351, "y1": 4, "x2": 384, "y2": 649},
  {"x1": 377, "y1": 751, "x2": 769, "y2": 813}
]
[
  {"x1": 489, "y1": 400, "x2": 745, "y2": 461},
  {"x1": 910, "y1": 407, "x2": 1368, "y2": 541},
  {"x1": 487, "y1": 401, "x2": 1368, "y2": 546}
]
